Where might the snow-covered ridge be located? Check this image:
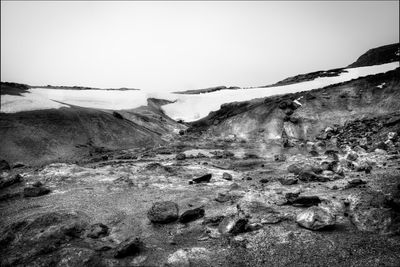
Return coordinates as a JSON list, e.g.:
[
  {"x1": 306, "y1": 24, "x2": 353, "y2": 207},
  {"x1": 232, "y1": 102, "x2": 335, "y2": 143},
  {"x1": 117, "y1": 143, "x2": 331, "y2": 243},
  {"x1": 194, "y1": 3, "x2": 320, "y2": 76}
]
[
  {"x1": 1, "y1": 62, "x2": 398, "y2": 120},
  {"x1": 162, "y1": 62, "x2": 399, "y2": 121}
]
